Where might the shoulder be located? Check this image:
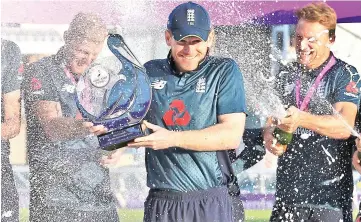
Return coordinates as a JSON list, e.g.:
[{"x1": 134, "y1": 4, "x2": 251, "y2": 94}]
[
  {"x1": 144, "y1": 59, "x2": 169, "y2": 77},
  {"x1": 206, "y1": 57, "x2": 241, "y2": 79},
  {"x1": 1, "y1": 40, "x2": 21, "y2": 67},
  {"x1": 144, "y1": 59, "x2": 168, "y2": 70},
  {"x1": 1, "y1": 39, "x2": 21, "y2": 55},
  {"x1": 208, "y1": 56, "x2": 237, "y2": 68},
  {"x1": 333, "y1": 57, "x2": 359, "y2": 77},
  {"x1": 26, "y1": 55, "x2": 57, "y2": 76},
  {"x1": 23, "y1": 55, "x2": 57, "y2": 88}
]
